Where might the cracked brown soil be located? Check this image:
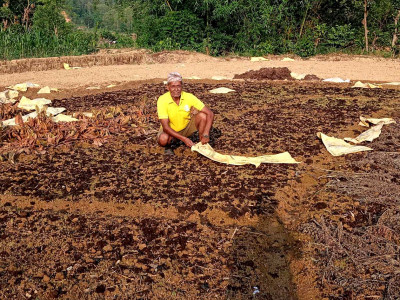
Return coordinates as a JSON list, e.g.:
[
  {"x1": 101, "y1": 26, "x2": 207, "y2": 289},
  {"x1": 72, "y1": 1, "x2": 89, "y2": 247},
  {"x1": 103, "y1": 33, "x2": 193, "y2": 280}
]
[{"x1": 1, "y1": 53, "x2": 400, "y2": 299}]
